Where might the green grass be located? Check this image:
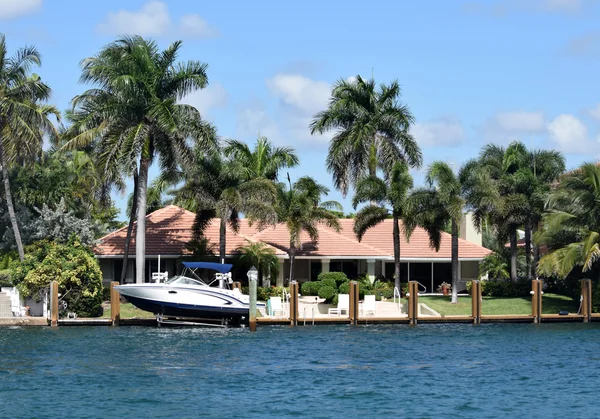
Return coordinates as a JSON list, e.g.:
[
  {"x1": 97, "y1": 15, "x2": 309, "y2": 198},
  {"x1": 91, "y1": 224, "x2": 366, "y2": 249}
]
[
  {"x1": 418, "y1": 293, "x2": 579, "y2": 317},
  {"x1": 101, "y1": 302, "x2": 155, "y2": 319}
]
